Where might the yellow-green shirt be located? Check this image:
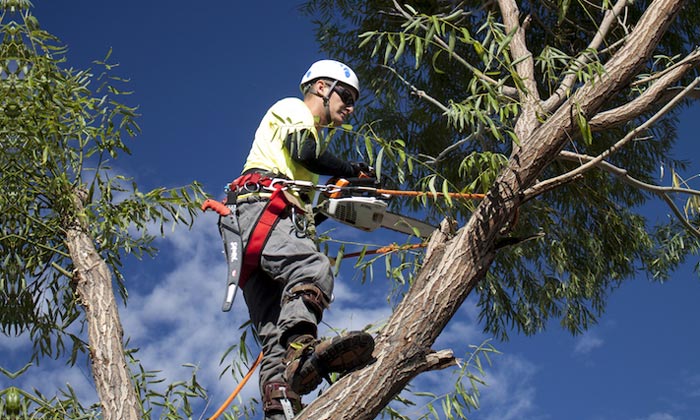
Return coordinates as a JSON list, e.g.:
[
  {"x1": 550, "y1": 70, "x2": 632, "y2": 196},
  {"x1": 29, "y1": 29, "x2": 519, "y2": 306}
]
[{"x1": 243, "y1": 97, "x2": 320, "y2": 184}]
